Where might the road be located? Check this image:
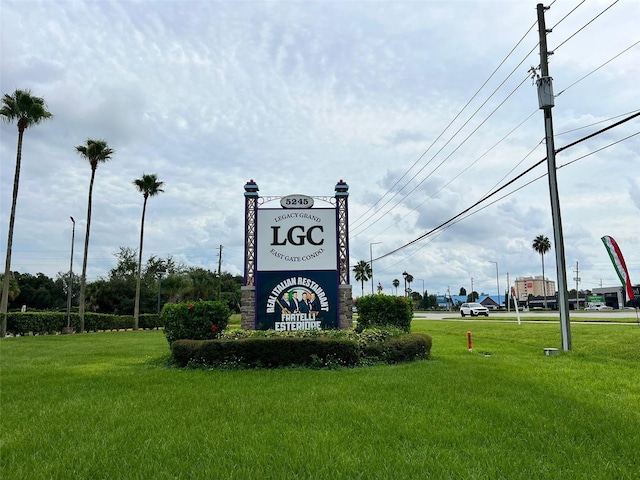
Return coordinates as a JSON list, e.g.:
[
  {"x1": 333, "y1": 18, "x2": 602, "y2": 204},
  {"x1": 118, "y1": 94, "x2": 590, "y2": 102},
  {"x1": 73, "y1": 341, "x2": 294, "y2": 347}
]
[{"x1": 413, "y1": 310, "x2": 640, "y2": 322}]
